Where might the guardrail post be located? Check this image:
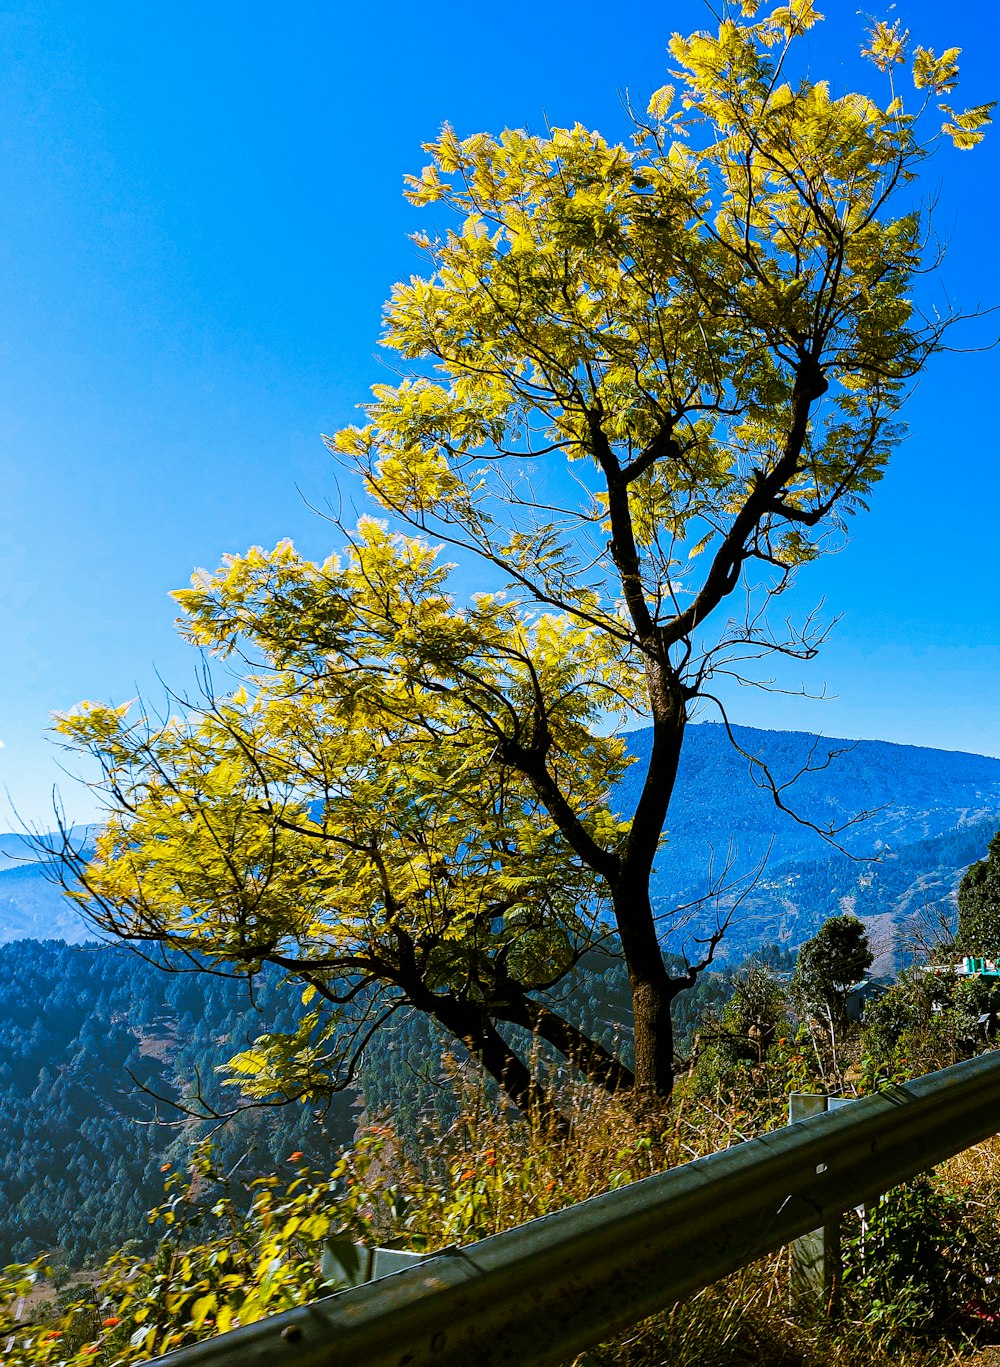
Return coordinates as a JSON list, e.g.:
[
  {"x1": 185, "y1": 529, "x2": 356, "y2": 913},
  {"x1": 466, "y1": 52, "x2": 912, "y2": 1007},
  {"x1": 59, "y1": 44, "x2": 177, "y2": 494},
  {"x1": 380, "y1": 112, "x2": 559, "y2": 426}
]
[
  {"x1": 789, "y1": 1093, "x2": 852, "y2": 1315},
  {"x1": 320, "y1": 1239, "x2": 430, "y2": 1288}
]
